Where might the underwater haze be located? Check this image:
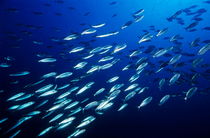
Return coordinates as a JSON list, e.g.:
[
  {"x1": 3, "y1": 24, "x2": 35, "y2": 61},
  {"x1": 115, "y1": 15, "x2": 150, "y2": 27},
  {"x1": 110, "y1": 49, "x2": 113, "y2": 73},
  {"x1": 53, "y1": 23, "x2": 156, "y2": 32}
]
[{"x1": 0, "y1": 0, "x2": 210, "y2": 138}]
